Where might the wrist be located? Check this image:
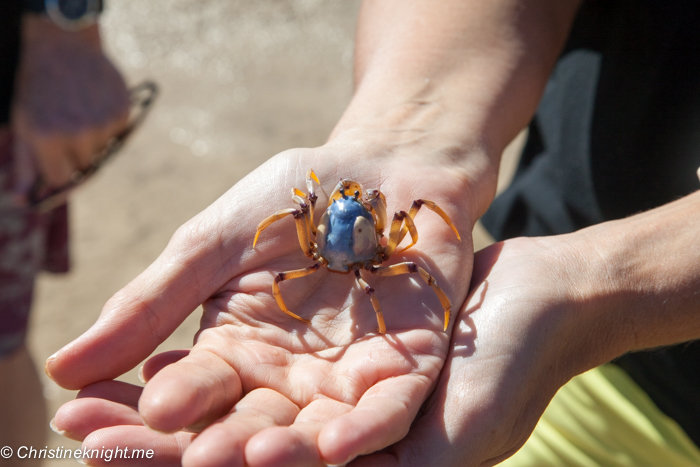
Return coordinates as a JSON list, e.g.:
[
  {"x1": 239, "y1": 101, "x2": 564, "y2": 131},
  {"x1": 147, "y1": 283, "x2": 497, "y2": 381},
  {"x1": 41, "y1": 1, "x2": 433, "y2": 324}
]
[
  {"x1": 328, "y1": 87, "x2": 500, "y2": 223},
  {"x1": 541, "y1": 233, "x2": 634, "y2": 374},
  {"x1": 24, "y1": 0, "x2": 102, "y2": 32},
  {"x1": 555, "y1": 193, "x2": 700, "y2": 371},
  {"x1": 505, "y1": 236, "x2": 617, "y2": 378},
  {"x1": 326, "y1": 123, "x2": 496, "y2": 228},
  {"x1": 22, "y1": 11, "x2": 101, "y2": 50}
]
